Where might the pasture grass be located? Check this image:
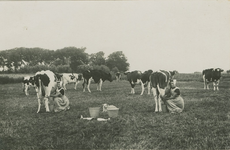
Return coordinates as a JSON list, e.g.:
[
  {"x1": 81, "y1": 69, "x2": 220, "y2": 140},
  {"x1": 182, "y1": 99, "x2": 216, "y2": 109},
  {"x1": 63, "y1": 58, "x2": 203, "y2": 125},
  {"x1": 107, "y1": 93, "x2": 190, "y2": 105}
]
[{"x1": 0, "y1": 74, "x2": 230, "y2": 150}]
